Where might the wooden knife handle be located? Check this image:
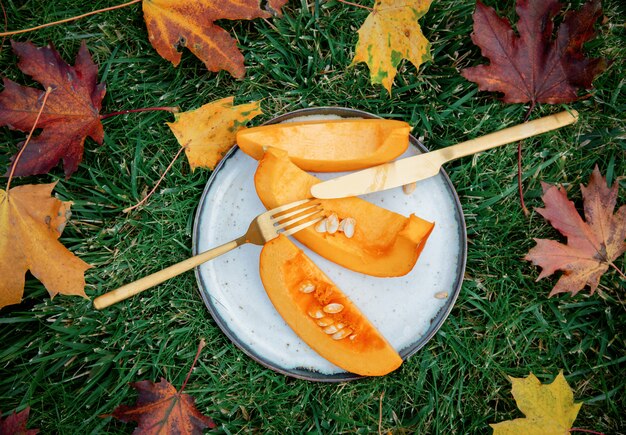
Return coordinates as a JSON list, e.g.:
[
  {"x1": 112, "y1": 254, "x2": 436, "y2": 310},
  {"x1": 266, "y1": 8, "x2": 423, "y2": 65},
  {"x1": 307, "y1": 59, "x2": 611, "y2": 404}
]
[{"x1": 435, "y1": 110, "x2": 579, "y2": 163}]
